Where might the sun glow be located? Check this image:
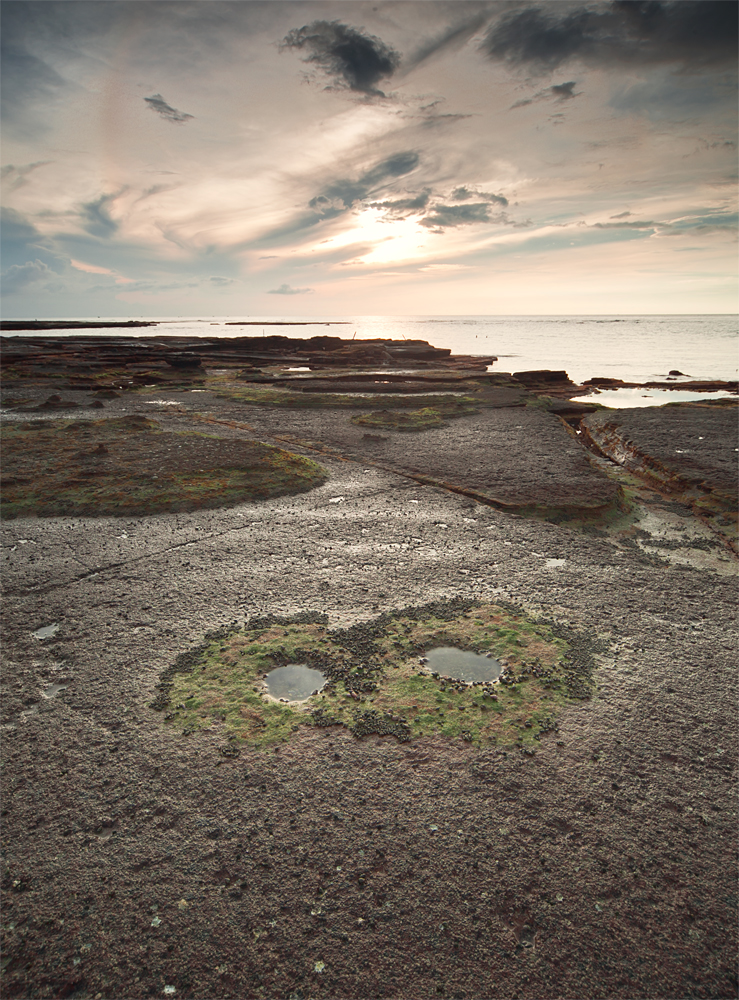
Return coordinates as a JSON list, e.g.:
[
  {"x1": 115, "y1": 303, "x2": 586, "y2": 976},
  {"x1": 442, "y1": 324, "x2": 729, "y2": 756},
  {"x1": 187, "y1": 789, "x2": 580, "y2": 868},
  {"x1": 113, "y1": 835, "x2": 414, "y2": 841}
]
[{"x1": 313, "y1": 209, "x2": 436, "y2": 267}]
